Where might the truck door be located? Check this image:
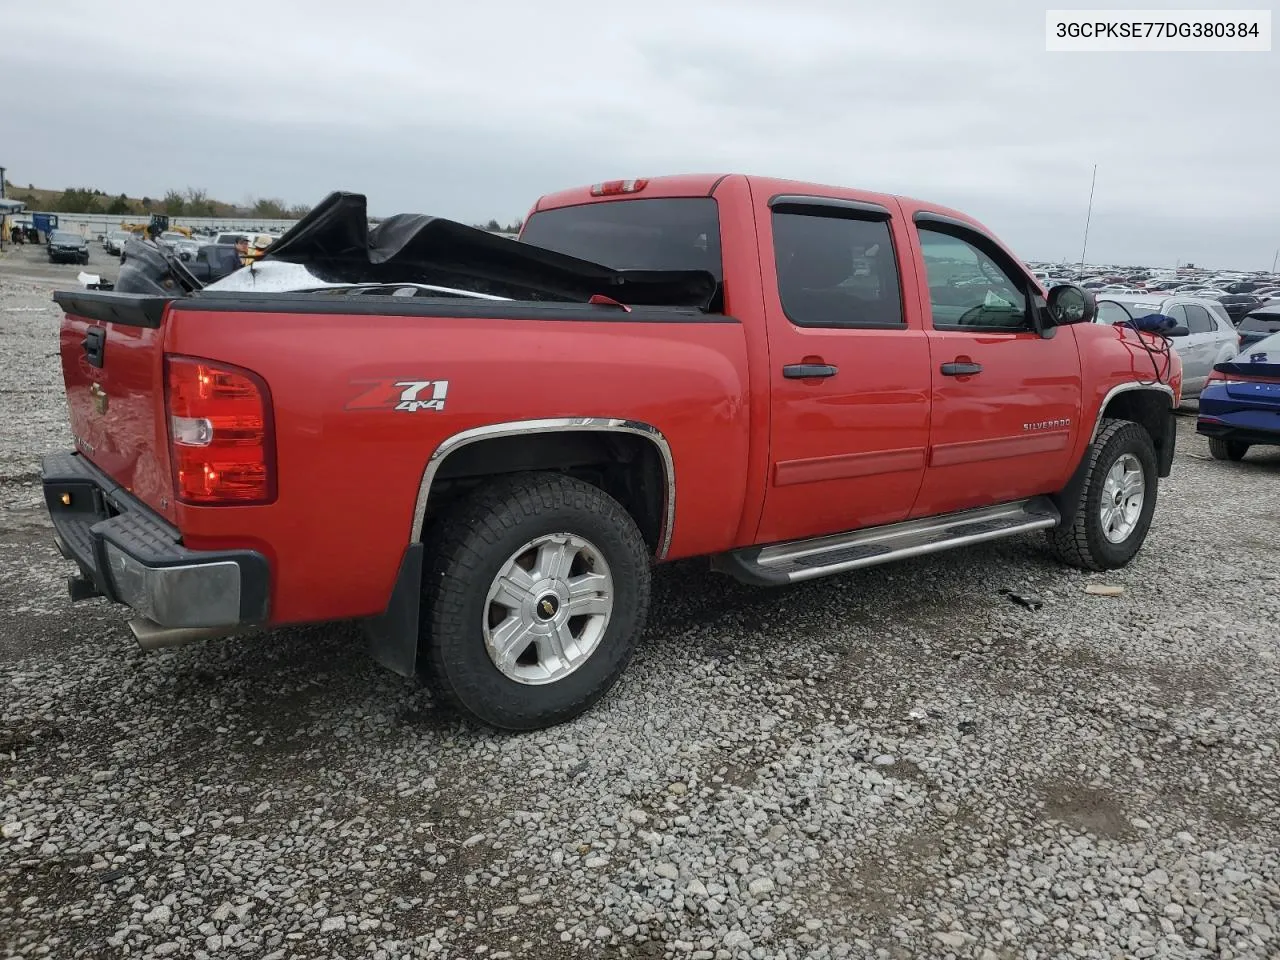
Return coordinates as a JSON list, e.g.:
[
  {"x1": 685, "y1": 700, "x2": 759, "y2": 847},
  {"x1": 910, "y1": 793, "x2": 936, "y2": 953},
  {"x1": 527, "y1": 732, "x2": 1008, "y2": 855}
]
[
  {"x1": 905, "y1": 212, "x2": 1082, "y2": 518},
  {"x1": 754, "y1": 194, "x2": 932, "y2": 545}
]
